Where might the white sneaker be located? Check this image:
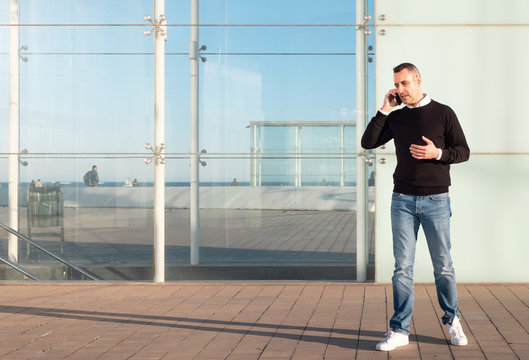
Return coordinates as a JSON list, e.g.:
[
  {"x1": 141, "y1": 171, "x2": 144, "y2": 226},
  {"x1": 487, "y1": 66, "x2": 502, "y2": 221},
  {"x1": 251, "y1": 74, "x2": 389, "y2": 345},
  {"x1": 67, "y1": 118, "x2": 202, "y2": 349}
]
[
  {"x1": 447, "y1": 317, "x2": 468, "y2": 346},
  {"x1": 376, "y1": 330, "x2": 409, "y2": 351}
]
